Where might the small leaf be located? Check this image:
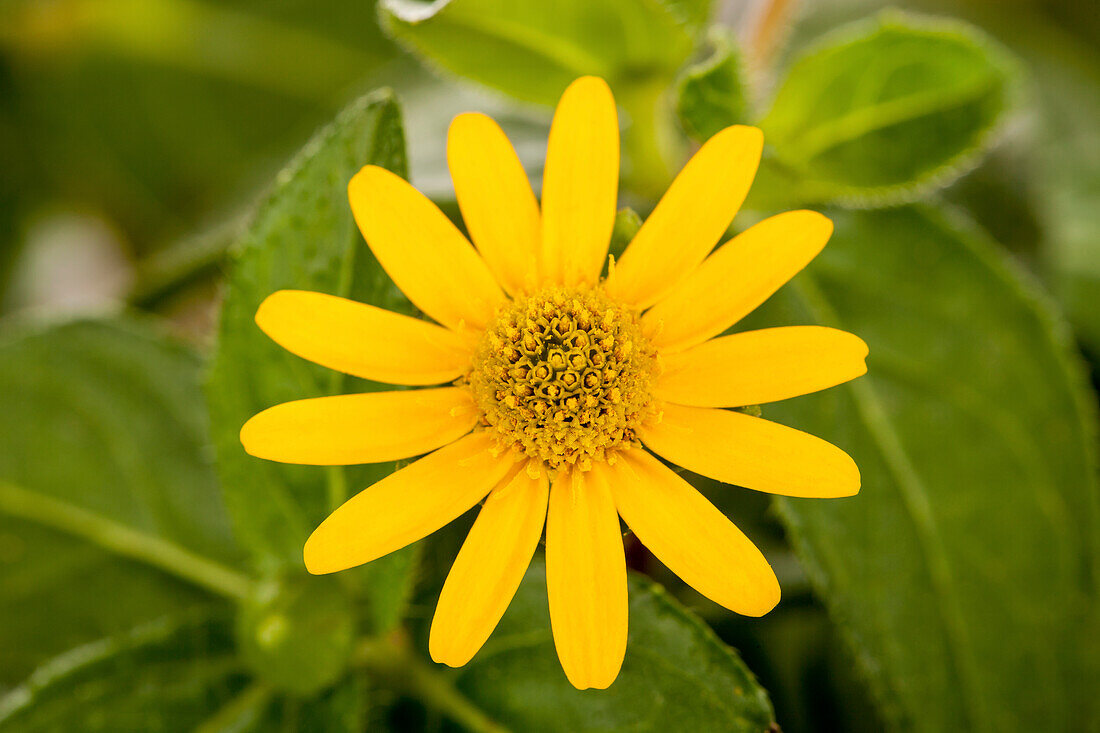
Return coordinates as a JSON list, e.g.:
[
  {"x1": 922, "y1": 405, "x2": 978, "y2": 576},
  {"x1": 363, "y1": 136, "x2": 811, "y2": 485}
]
[
  {"x1": 378, "y1": 0, "x2": 697, "y2": 107},
  {"x1": 0, "y1": 319, "x2": 246, "y2": 683},
  {"x1": 676, "y1": 29, "x2": 750, "y2": 142},
  {"x1": 454, "y1": 560, "x2": 776, "y2": 732},
  {"x1": 206, "y1": 90, "x2": 411, "y2": 572},
  {"x1": 746, "y1": 205, "x2": 1100, "y2": 730},
  {"x1": 759, "y1": 13, "x2": 1018, "y2": 206}
]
